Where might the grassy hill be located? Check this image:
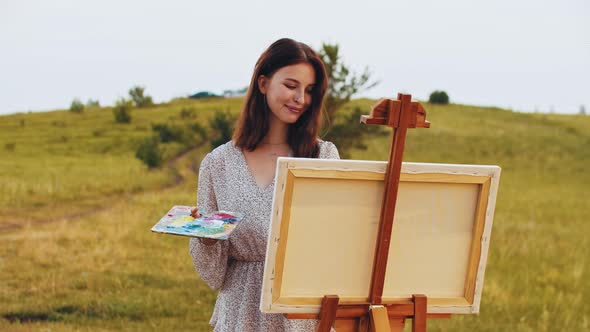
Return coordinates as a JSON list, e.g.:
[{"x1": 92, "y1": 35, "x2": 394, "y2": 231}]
[
  {"x1": 0, "y1": 98, "x2": 242, "y2": 228},
  {"x1": 0, "y1": 98, "x2": 588, "y2": 331}
]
